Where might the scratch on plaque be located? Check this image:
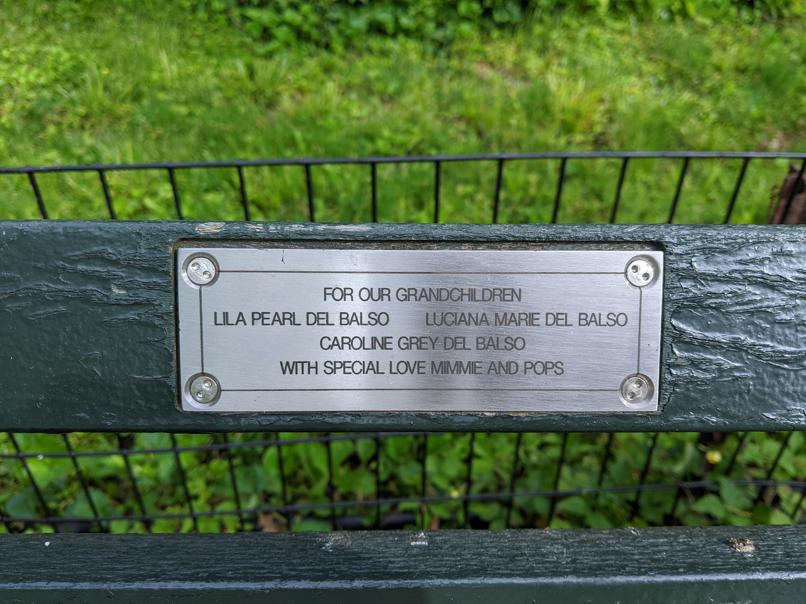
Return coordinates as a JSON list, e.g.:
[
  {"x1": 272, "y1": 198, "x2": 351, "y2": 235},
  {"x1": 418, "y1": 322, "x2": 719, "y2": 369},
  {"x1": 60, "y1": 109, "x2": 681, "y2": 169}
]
[
  {"x1": 410, "y1": 531, "x2": 429, "y2": 546},
  {"x1": 196, "y1": 222, "x2": 225, "y2": 235}
]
